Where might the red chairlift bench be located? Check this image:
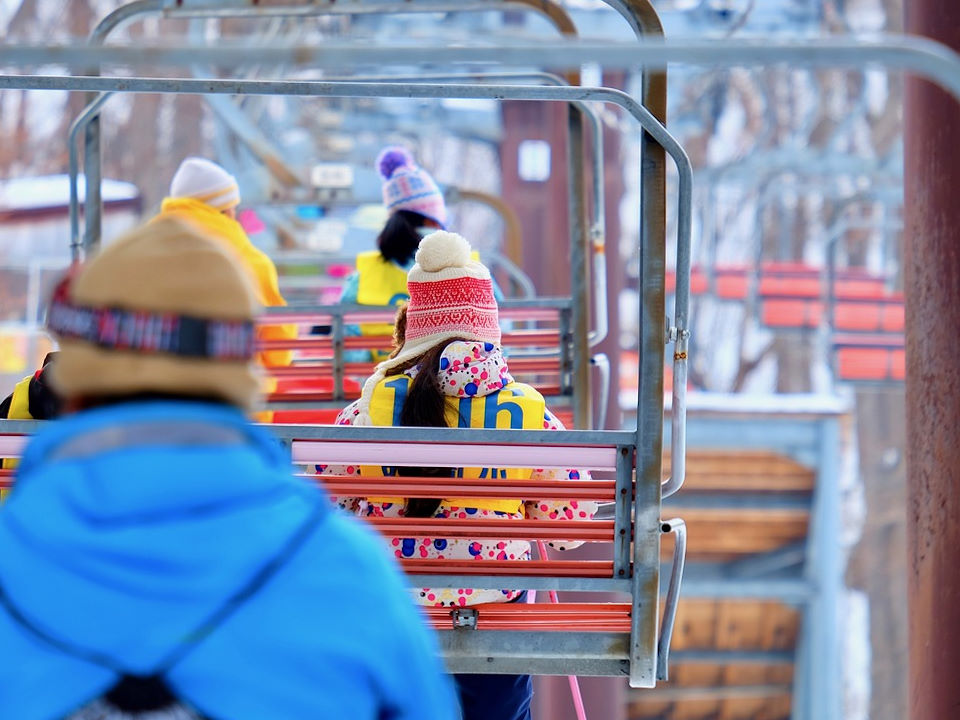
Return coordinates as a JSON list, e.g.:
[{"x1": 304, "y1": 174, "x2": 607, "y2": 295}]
[
  {"x1": 258, "y1": 302, "x2": 578, "y2": 426},
  {"x1": 832, "y1": 334, "x2": 905, "y2": 383},
  {"x1": 665, "y1": 262, "x2": 888, "y2": 302},
  {"x1": 761, "y1": 295, "x2": 904, "y2": 332}
]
